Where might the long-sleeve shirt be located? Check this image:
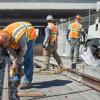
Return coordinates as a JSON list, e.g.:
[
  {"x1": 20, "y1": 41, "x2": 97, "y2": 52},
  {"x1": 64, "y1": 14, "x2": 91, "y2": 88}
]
[
  {"x1": 43, "y1": 27, "x2": 51, "y2": 46},
  {"x1": 3, "y1": 22, "x2": 37, "y2": 66},
  {"x1": 7, "y1": 33, "x2": 27, "y2": 65}
]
